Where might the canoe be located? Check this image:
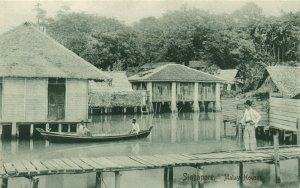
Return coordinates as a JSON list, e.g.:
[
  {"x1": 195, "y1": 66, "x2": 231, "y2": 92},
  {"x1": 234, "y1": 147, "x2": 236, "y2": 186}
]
[{"x1": 35, "y1": 126, "x2": 153, "y2": 143}]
